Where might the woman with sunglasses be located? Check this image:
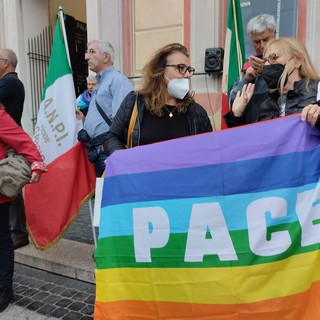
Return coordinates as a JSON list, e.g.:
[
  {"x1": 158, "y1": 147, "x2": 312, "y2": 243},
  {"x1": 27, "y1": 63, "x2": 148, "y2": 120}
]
[
  {"x1": 225, "y1": 37, "x2": 320, "y2": 127},
  {"x1": 103, "y1": 43, "x2": 212, "y2": 155}
]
